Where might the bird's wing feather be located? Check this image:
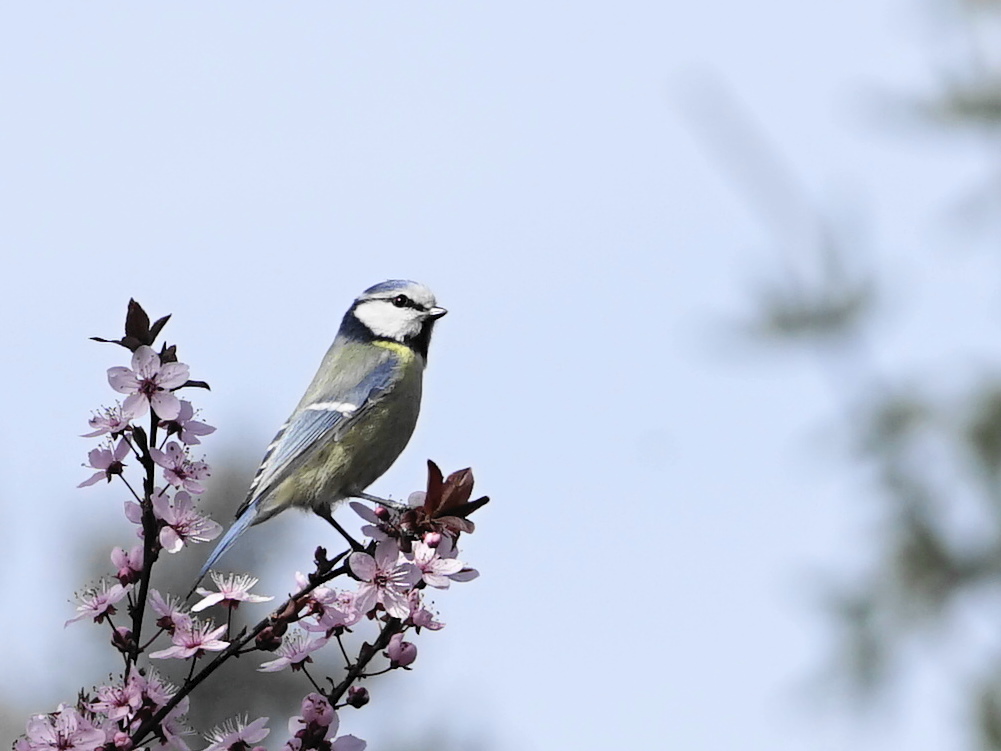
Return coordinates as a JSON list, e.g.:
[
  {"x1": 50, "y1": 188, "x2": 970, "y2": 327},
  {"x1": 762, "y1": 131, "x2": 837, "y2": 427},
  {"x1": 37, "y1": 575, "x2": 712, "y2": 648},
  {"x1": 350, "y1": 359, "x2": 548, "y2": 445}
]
[{"x1": 237, "y1": 356, "x2": 398, "y2": 515}]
